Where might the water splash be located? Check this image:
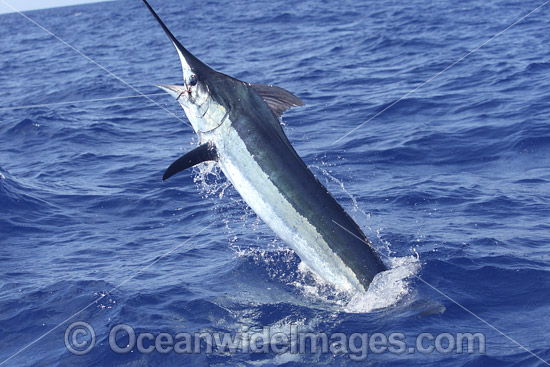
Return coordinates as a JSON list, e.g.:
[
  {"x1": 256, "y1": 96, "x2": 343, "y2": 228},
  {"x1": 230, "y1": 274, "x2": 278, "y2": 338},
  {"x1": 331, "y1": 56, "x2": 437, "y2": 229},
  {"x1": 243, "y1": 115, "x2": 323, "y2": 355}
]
[
  {"x1": 194, "y1": 160, "x2": 229, "y2": 200},
  {"x1": 292, "y1": 252, "x2": 421, "y2": 313},
  {"x1": 345, "y1": 255, "x2": 421, "y2": 313},
  {"x1": 309, "y1": 163, "x2": 365, "y2": 217},
  {"x1": 232, "y1": 244, "x2": 421, "y2": 314}
]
